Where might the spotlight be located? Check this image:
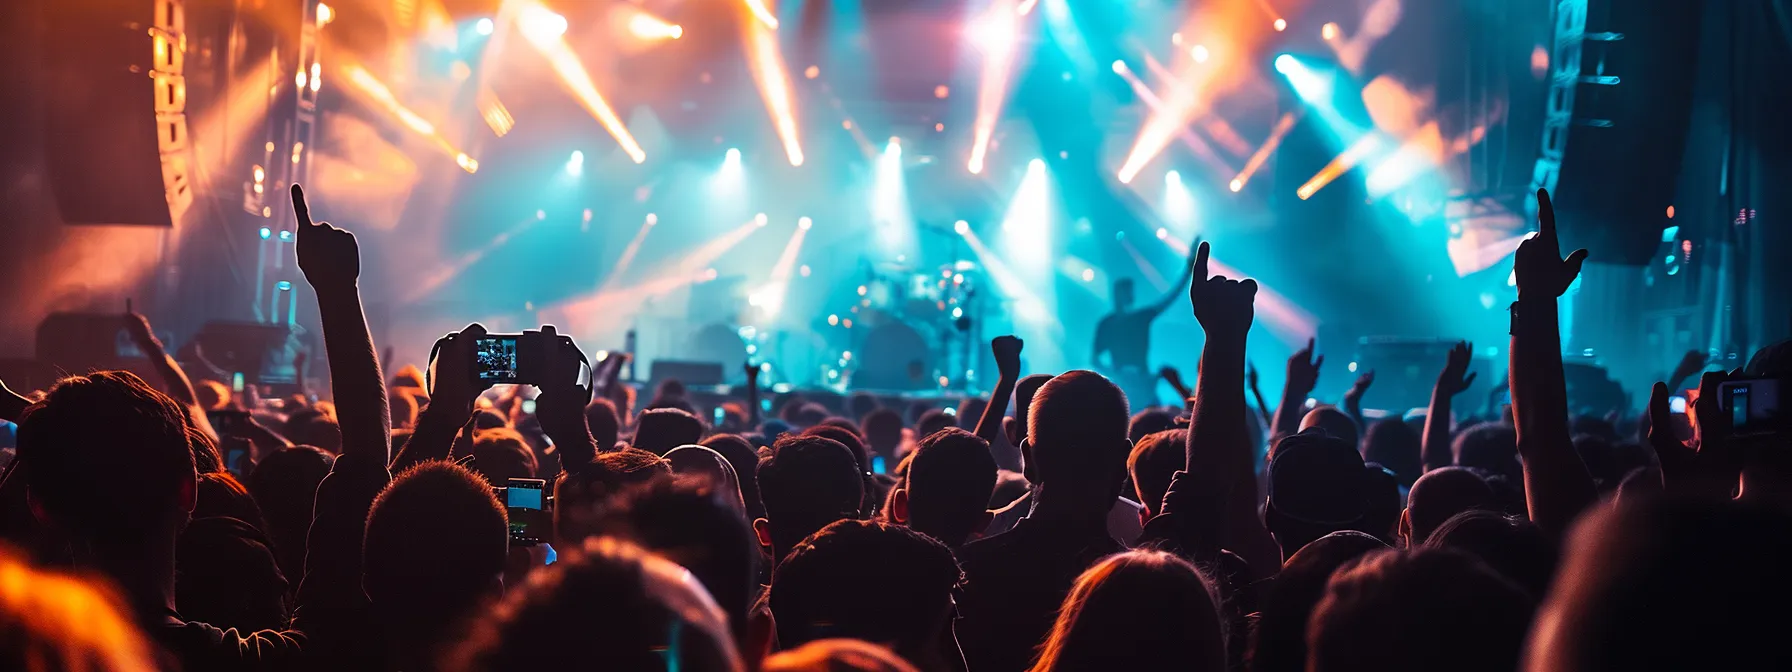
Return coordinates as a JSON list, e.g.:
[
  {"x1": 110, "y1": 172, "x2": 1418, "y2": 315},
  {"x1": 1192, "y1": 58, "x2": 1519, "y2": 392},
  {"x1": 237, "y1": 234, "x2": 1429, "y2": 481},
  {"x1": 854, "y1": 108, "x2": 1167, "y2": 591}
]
[
  {"x1": 316, "y1": 3, "x2": 334, "y2": 26},
  {"x1": 519, "y1": 6, "x2": 568, "y2": 46},
  {"x1": 1273, "y1": 18, "x2": 1287, "y2": 31},
  {"x1": 755, "y1": 213, "x2": 768, "y2": 227},
  {"x1": 1081, "y1": 268, "x2": 1095, "y2": 282},
  {"x1": 1322, "y1": 22, "x2": 1339, "y2": 41},
  {"x1": 1191, "y1": 45, "x2": 1210, "y2": 63},
  {"x1": 1155, "y1": 227, "x2": 1169, "y2": 240},
  {"x1": 968, "y1": 13, "x2": 1017, "y2": 53},
  {"x1": 566, "y1": 150, "x2": 584, "y2": 176},
  {"x1": 798, "y1": 216, "x2": 813, "y2": 230},
  {"x1": 628, "y1": 11, "x2": 683, "y2": 40},
  {"x1": 726, "y1": 148, "x2": 742, "y2": 164},
  {"x1": 1274, "y1": 54, "x2": 1297, "y2": 74},
  {"x1": 955, "y1": 220, "x2": 970, "y2": 235},
  {"x1": 475, "y1": 17, "x2": 494, "y2": 35},
  {"x1": 1165, "y1": 170, "x2": 1181, "y2": 186},
  {"x1": 1230, "y1": 179, "x2": 1243, "y2": 192},
  {"x1": 645, "y1": 213, "x2": 657, "y2": 226},
  {"x1": 1111, "y1": 60, "x2": 1128, "y2": 74}
]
